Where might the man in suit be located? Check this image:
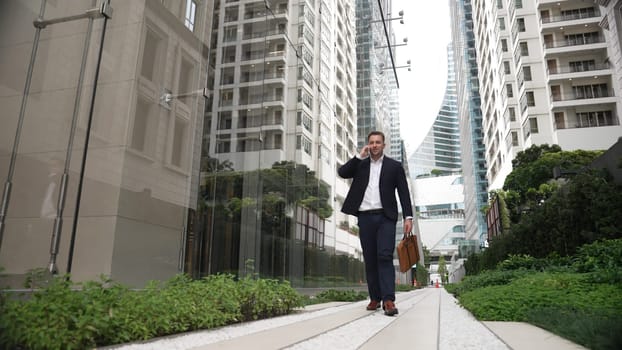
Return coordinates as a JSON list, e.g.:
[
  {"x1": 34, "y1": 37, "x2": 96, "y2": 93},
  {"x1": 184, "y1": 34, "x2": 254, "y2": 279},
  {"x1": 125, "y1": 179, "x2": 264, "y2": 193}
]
[{"x1": 338, "y1": 131, "x2": 413, "y2": 316}]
